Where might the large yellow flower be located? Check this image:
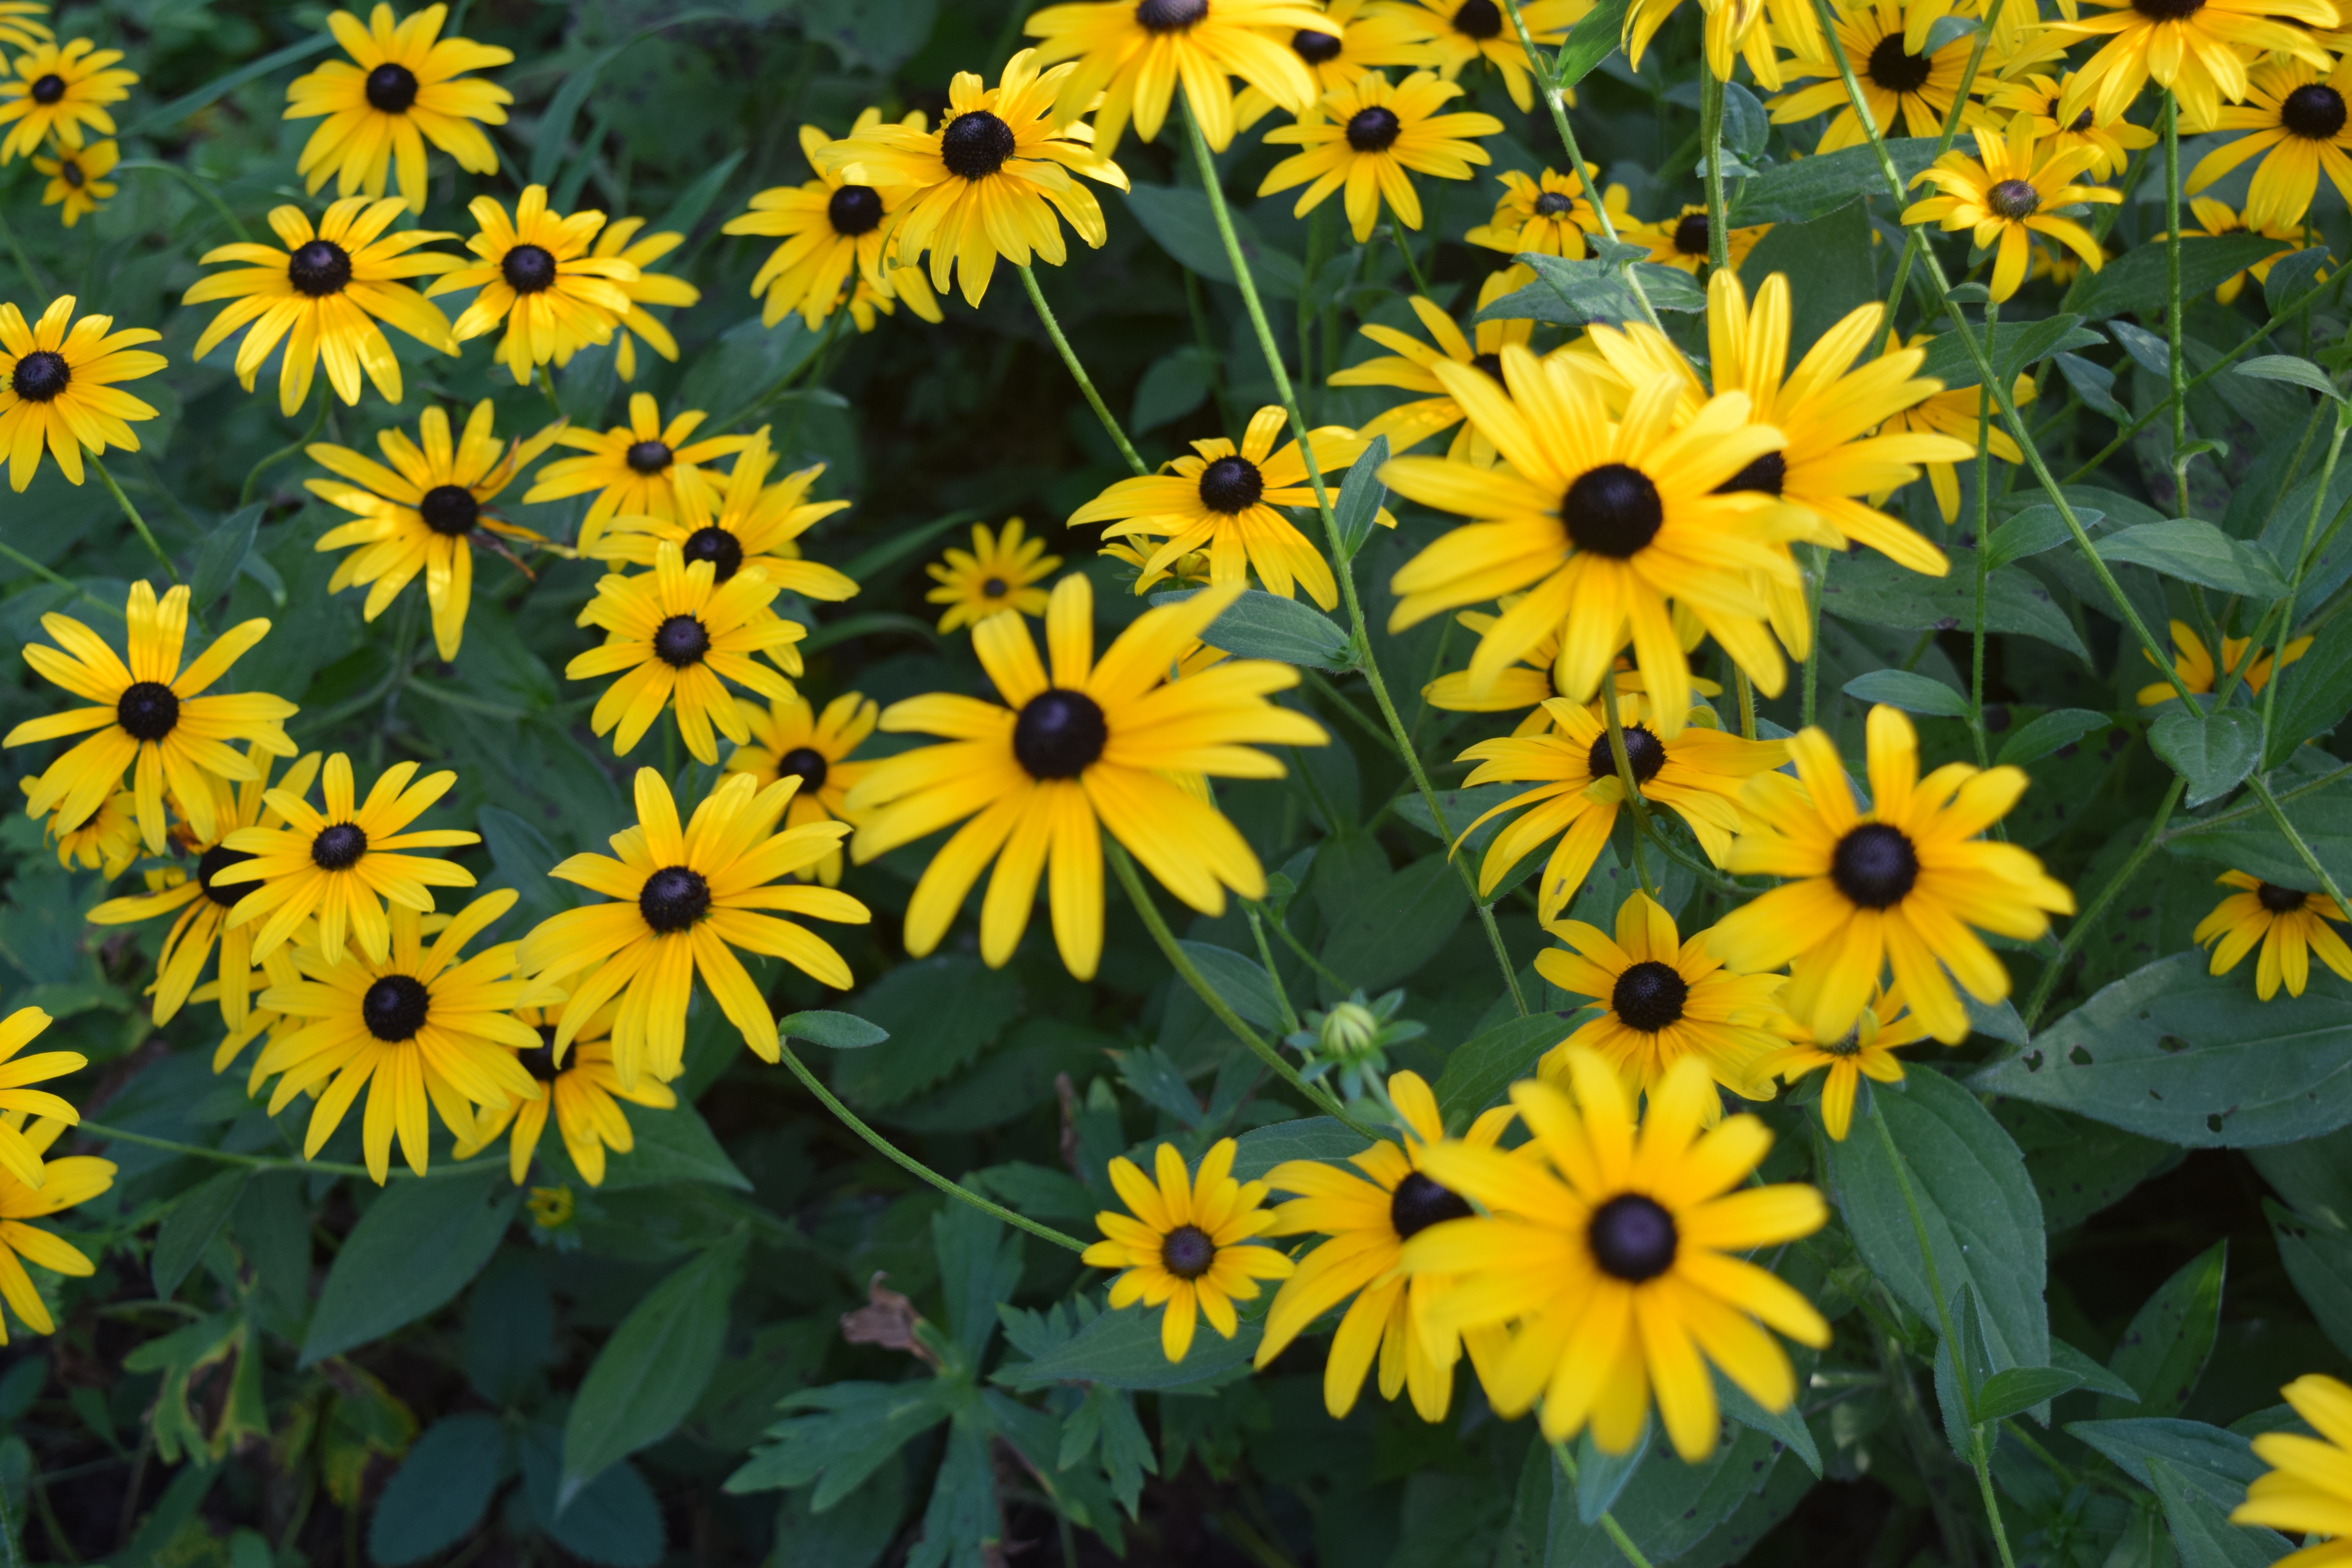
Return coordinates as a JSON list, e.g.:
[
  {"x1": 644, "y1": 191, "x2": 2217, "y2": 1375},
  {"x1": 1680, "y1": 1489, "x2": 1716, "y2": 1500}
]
[
  {"x1": 1259, "y1": 70, "x2": 1503, "y2": 243},
  {"x1": 1405, "y1": 1051, "x2": 1830, "y2": 1459},
  {"x1": 584, "y1": 431, "x2": 857, "y2": 606},
  {"x1": 1369, "y1": 0, "x2": 1585, "y2": 112},
  {"x1": 819, "y1": 50, "x2": 1130, "y2": 307},
  {"x1": 7, "y1": 581, "x2": 295, "y2": 853},
  {"x1": 0, "y1": 294, "x2": 164, "y2": 492},
  {"x1": 1904, "y1": 112, "x2": 2119, "y2": 301},
  {"x1": 725, "y1": 112, "x2": 944, "y2": 332},
  {"x1": 516, "y1": 769, "x2": 868, "y2": 1087},
  {"x1": 283, "y1": 2, "x2": 512, "y2": 217},
  {"x1": 723, "y1": 690, "x2": 878, "y2": 887},
  {"x1": 2053, "y1": 0, "x2": 2333, "y2": 127},
  {"x1": 457, "y1": 1002, "x2": 676, "y2": 1186},
  {"x1": 0, "y1": 1114, "x2": 112, "y2": 1343},
  {"x1": 2136, "y1": 617, "x2": 2311, "y2": 706},
  {"x1": 1768, "y1": 0, "x2": 2000, "y2": 151},
  {"x1": 0, "y1": 1009, "x2": 86, "y2": 1189},
  {"x1": 1024, "y1": 0, "x2": 1327, "y2": 153},
  {"x1": 0, "y1": 36, "x2": 134, "y2": 162},
  {"x1": 1332, "y1": 270, "x2": 1536, "y2": 463},
  {"x1": 33, "y1": 136, "x2": 114, "y2": 226},
  {"x1": 428, "y1": 185, "x2": 639, "y2": 383},
  {"x1": 847, "y1": 577, "x2": 1325, "y2": 980},
  {"x1": 1082, "y1": 1138, "x2": 1294, "y2": 1363},
  {"x1": 927, "y1": 519, "x2": 1060, "y2": 632},
  {"x1": 1709, "y1": 705, "x2": 2074, "y2": 1045},
  {"x1": 520, "y1": 392, "x2": 753, "y2": 552},
  {"x1": 2195, "y1": 871, "x2": 2352, "y2": 999},
  {"x1": 2185, "y1": 56, "x2": 2352, "y2": 230},
  {"x1": 2233, "y1": 1373, "x2": 2352, "y2": 1563}
]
